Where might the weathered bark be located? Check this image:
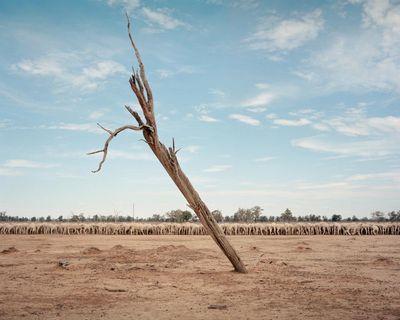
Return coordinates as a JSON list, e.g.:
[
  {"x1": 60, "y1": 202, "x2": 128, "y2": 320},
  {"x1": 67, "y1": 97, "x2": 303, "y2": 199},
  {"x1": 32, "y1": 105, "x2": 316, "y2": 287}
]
[
  {"x1": 147, "y1": 139, "x2": 247, "y2": 273},
  {"x1": 89, "y1": 14, "x2": 247, "y2": 273}
]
